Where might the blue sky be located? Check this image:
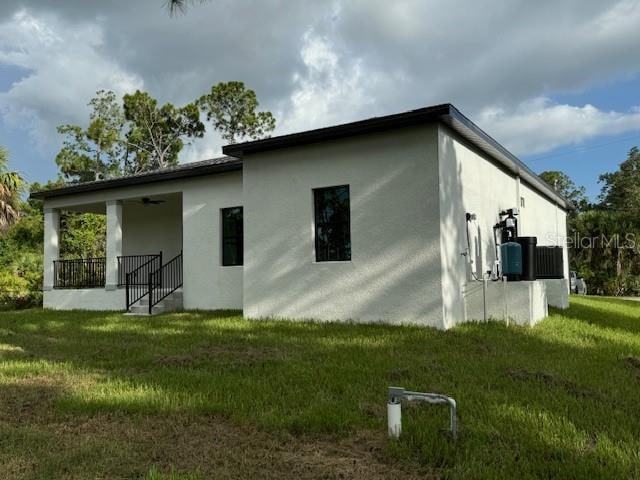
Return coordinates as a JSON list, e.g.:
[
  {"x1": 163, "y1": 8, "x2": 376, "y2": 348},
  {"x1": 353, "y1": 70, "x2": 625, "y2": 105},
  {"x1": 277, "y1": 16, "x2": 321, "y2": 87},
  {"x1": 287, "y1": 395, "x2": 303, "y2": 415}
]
[
  {"x1": 2, "y1": 1, "x2": 640, "y2": 202},
  {"x1": 521, "y1": 74, "x2": 640, "y2": 200}
]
